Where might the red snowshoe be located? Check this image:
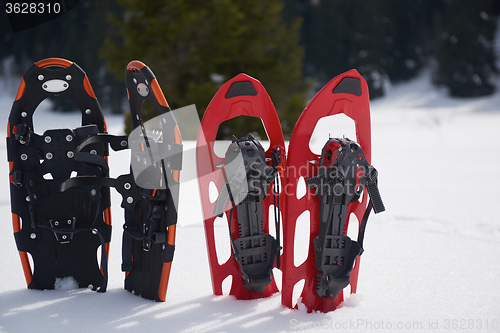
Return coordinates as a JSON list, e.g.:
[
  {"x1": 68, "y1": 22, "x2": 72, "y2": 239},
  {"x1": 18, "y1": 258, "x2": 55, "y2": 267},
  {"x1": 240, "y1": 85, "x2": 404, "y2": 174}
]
[
  {"x1": 196, "y1": 73, "x2": 285, "y2": 299},
  {"x1": 281, "y1": 70, "x2": 385, "y2": 312}
]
